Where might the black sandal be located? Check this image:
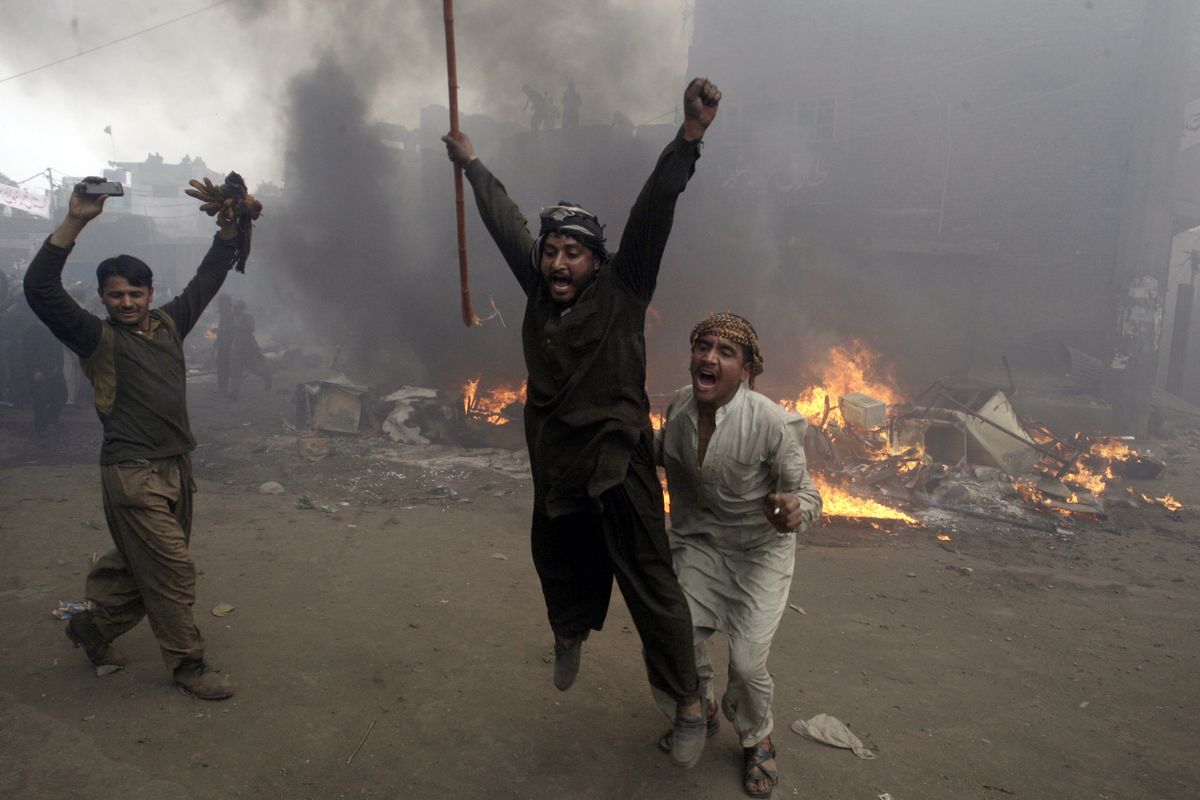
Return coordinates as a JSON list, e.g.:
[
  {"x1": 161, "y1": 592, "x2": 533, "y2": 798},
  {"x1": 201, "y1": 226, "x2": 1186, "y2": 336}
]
[{"x1": 742, "y1": 740, "x2": 778, "y2": 798}]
